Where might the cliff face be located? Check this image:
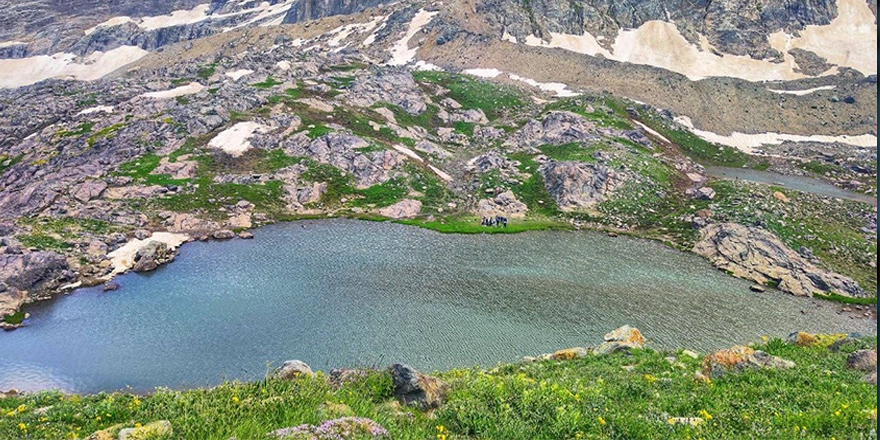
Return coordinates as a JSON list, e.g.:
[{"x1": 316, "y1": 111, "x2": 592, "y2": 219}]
[
  {"x1": 474, "y1": 0, "x2": 844, "y2": 60},
  {"x1": 282, "y1": 0, "x2": 394, "y2": 23}
]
